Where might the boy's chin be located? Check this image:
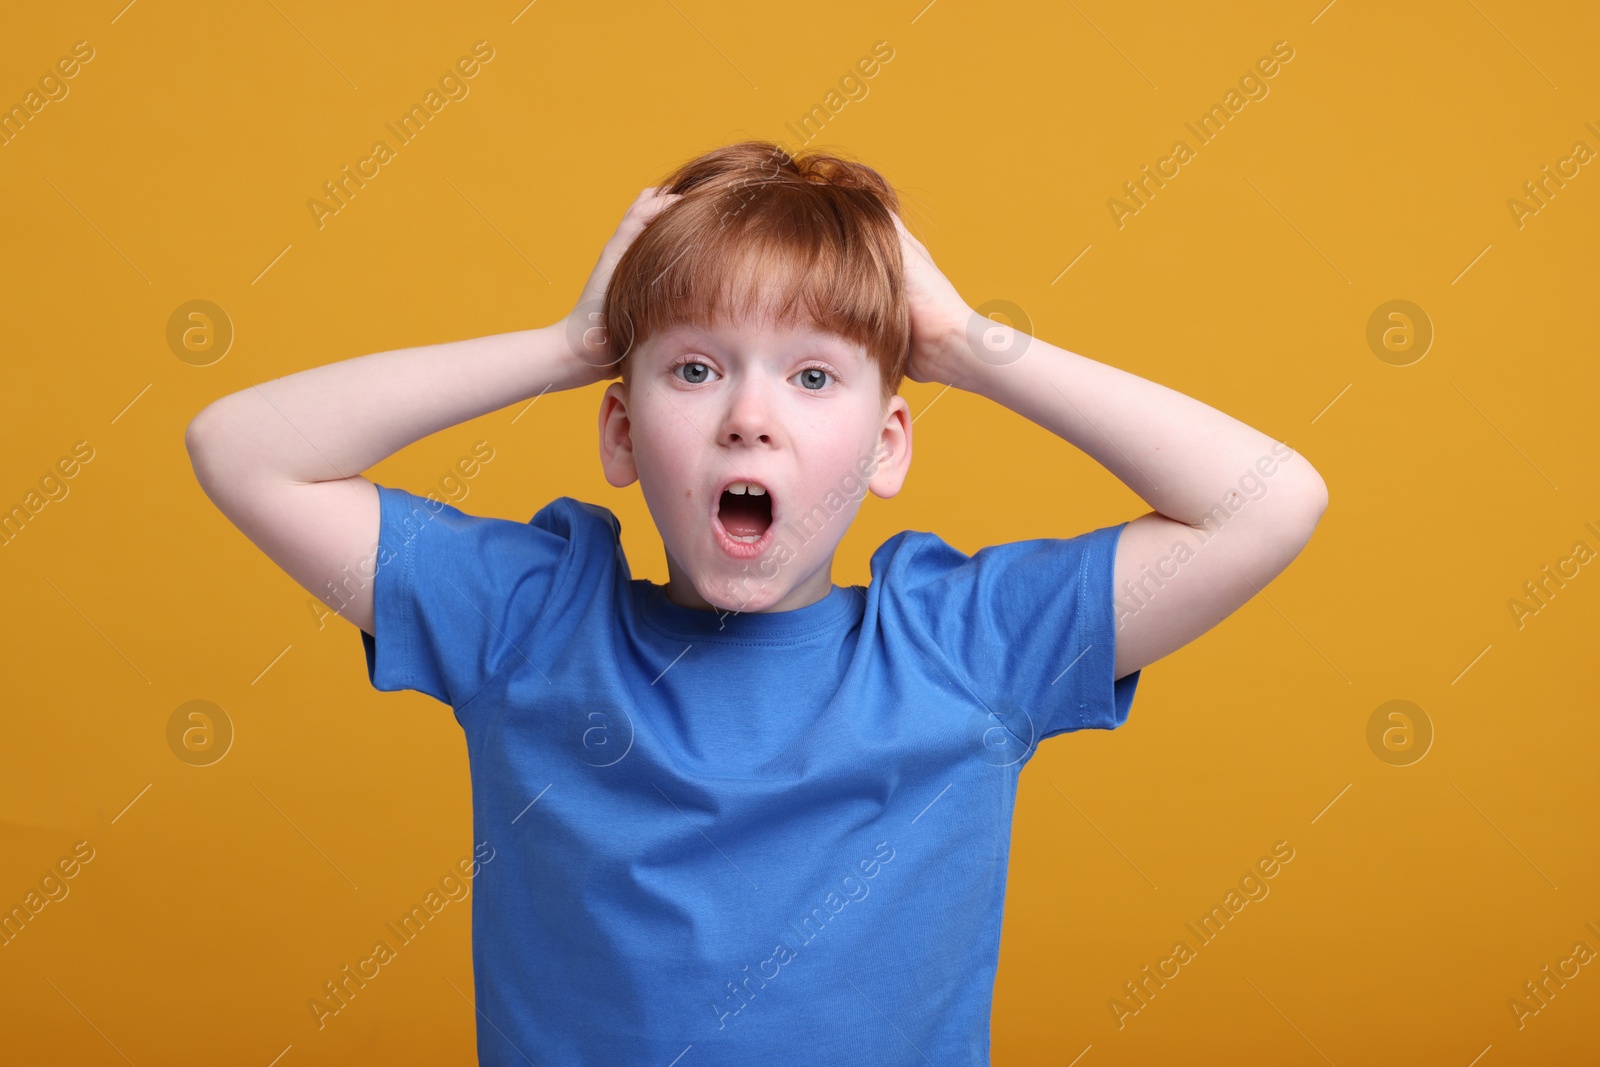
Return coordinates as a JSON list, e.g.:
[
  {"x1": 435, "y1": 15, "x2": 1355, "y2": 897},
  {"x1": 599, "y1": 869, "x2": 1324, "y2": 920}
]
[
  {"x1": 666, "y1": 569, "x2": 788, "y2": 615},
  {"x1": 705, "y1": 573, "x2": 786, "y2": 614},
  {"x1": 662, "y1": 556, "x2": 757, "y2": 613}
]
